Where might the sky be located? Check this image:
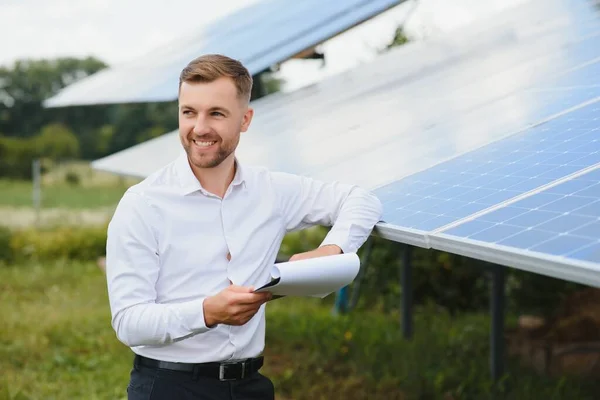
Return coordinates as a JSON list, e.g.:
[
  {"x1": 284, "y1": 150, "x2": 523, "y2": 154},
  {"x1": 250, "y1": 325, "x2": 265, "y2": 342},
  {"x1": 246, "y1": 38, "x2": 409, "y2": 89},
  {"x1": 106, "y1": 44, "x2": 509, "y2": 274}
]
[{"x1": 0, "y1": 0, "x2": 528, "y2": 92}]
